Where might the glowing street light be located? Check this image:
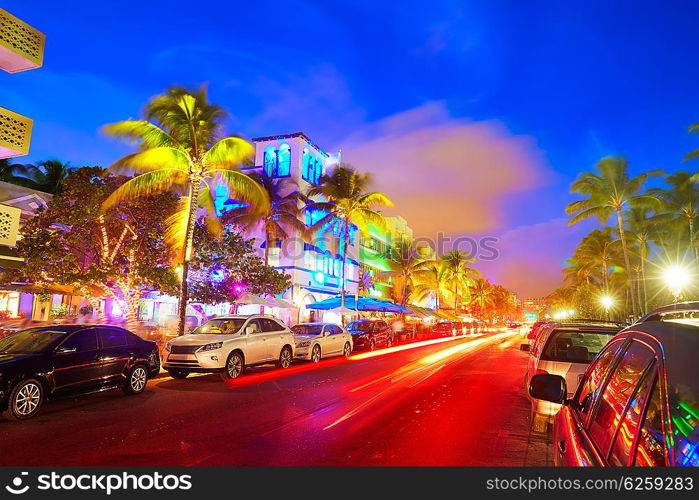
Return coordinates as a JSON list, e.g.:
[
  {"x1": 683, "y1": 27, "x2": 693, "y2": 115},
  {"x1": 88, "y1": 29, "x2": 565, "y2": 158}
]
[
  {"x1": 663, "y1": 265, "x2": 691, "y2": 302},
  {"x1": 600, "y1": 294, "x2": 615, "y2": 320}
]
